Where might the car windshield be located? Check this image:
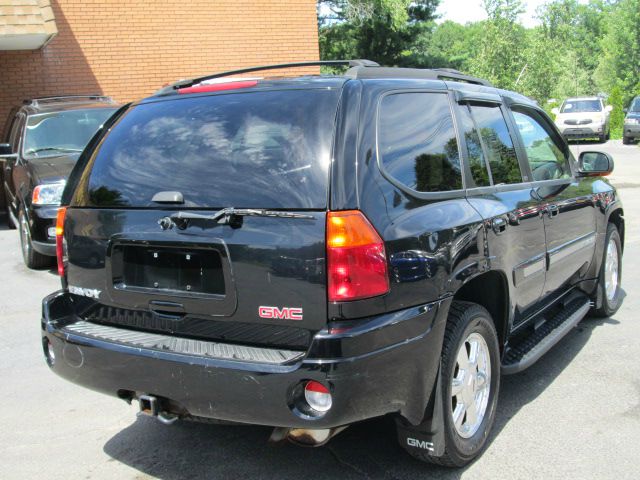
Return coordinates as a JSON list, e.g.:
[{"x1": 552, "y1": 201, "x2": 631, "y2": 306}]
[
  {"x1": 23, "y1": 108, "x2": 117, "y2": 158},
  {"x1": 630, "y1": 98, "x2": 640, "y2": 113},
  {"x1": 560, "y1": 100, "x2": 602, "y2": 113}
]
